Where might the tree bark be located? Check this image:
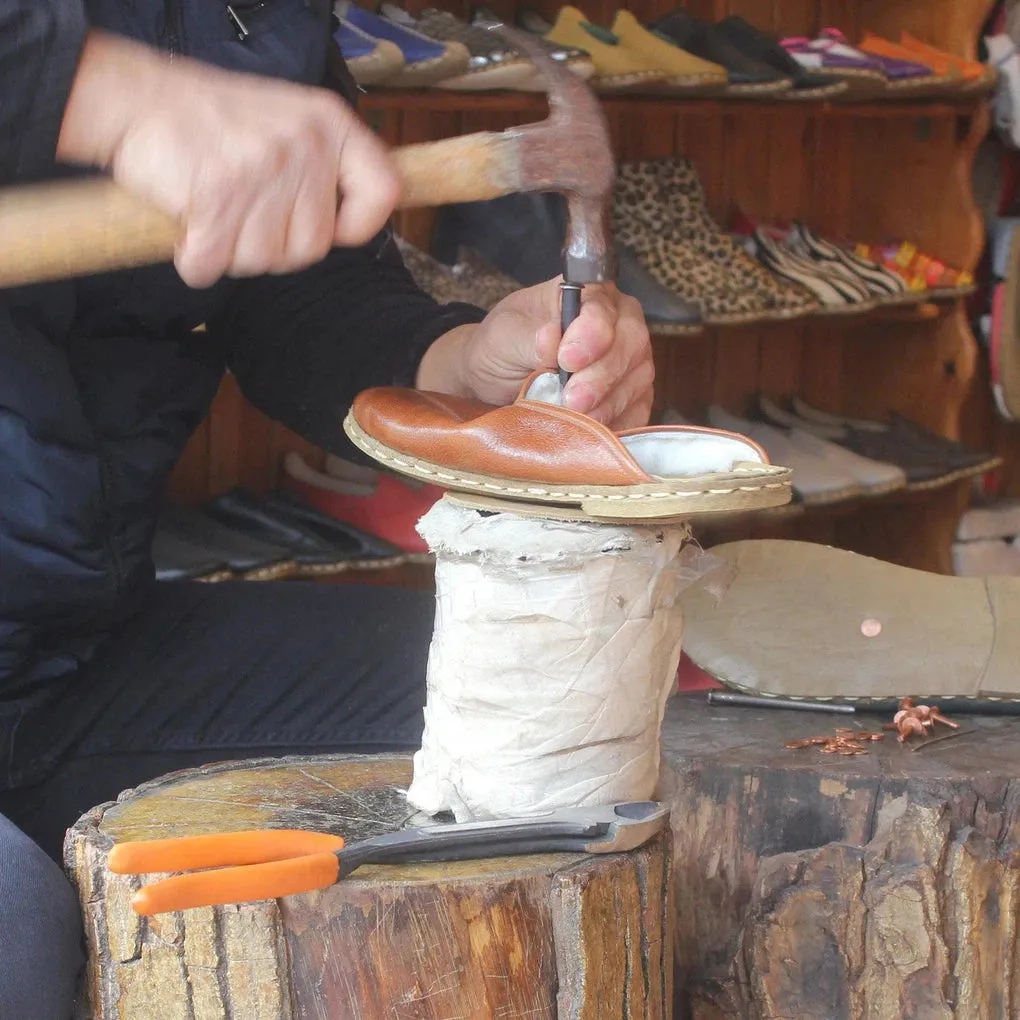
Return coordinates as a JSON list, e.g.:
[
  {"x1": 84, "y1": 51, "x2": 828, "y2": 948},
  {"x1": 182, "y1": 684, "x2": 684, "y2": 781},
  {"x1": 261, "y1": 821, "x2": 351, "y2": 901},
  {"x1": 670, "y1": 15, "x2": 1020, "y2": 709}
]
[
  {"x1": 660, "y1": 693, "x2": 1020, "y2": 1019},
  {"x1": 65, "y1": 753, "x2": 671, "y2": 1020}
]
